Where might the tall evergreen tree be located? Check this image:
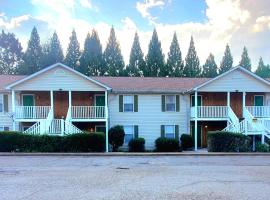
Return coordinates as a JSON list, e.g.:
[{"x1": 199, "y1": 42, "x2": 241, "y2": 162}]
[
  {"x1": 41, "y1": 32, "x2": 64, "y2": 67},
  {"x1": 65, "y1": 29, "x2": 80, "y2": 70},
  {"x1": 201, "y1": 53, "x2": 218, "y2": 78},
  {"x1": 255, "y1": 57, "x2": 270, "y2": 78},
  {"x1": 219, "y1": 44, "x2": 233, "y2": 74},
  {"x1": 183, "y1": 36, "x2": 200, "y2": 77},
  {"x1": 126, "y1": 32, "x2": 145, "y2": 77},
  {"x1": 166, "y1": 32, "x2": 183, "y2": 77},
  {"x1": 0, "y1": 30, "x2": 23, "y2": 74},
  {"x1": 19, "y1": 26, "x2": 42, "y2": 74},
  {"x1": 145, "y1": 29, "x2": 165, "y2": 77},
  {"x1": 80, "y1": 30, "x2": 103, "y2": 76},
  {"x1": 103, "y1": 27, "x2": 125, "y2": 76},
  {"x1": 239, "y1": 46, "x2": 251, "y2": 70}
]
